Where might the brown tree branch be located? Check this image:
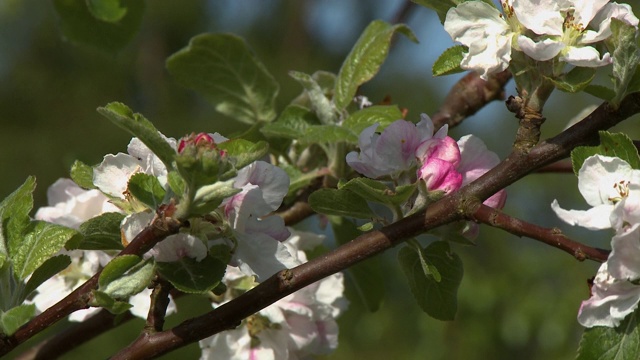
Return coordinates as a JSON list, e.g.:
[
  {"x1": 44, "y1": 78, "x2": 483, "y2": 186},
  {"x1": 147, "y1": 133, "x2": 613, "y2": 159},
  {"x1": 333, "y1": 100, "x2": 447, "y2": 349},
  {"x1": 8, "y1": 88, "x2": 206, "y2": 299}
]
[
  {"x1": 431, "y1": 70, "x2": 512, "y2": 130},
  {"x1": 535, "y1": 160, "x2": 574, "y2": 173},
  {"x1": 110, "y1": 93, "x2": 640, "y2": 359},
  {"x1": 471, "y1": 204, "x2": 610, "y2": 262}
]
